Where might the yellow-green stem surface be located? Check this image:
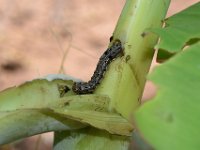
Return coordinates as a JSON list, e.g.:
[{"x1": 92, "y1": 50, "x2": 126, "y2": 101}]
[{"x1": 96, "y1": 0, "x2": 170, "y2": 123}]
